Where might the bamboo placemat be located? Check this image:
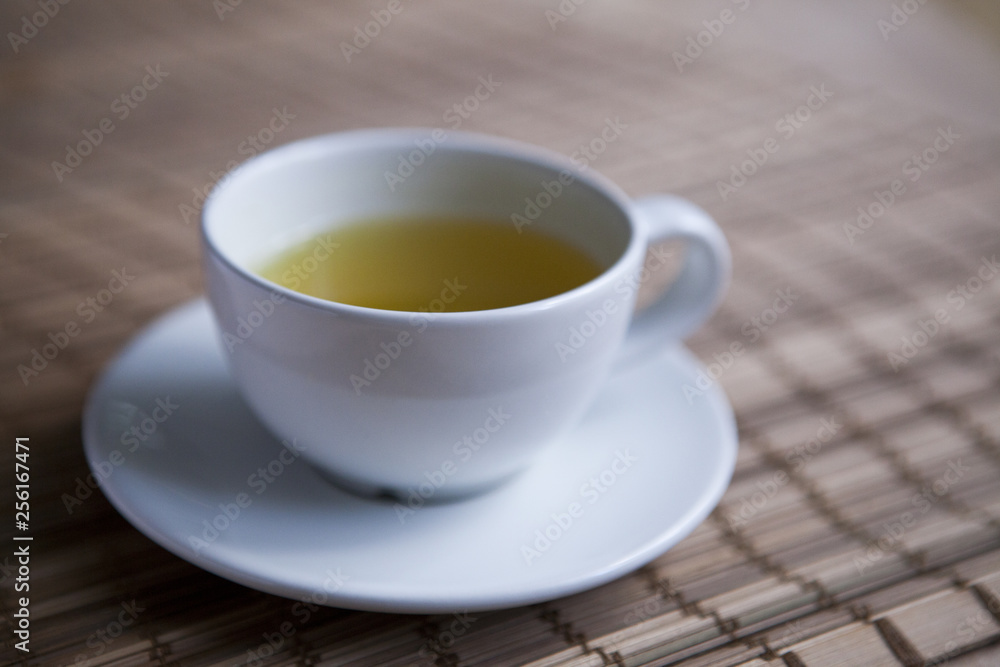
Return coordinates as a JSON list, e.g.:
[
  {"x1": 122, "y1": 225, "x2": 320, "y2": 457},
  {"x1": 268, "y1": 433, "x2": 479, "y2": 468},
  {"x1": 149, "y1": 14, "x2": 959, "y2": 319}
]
[{"x1": 1, "y1": 1, "x2": 999, "y2": 665}]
